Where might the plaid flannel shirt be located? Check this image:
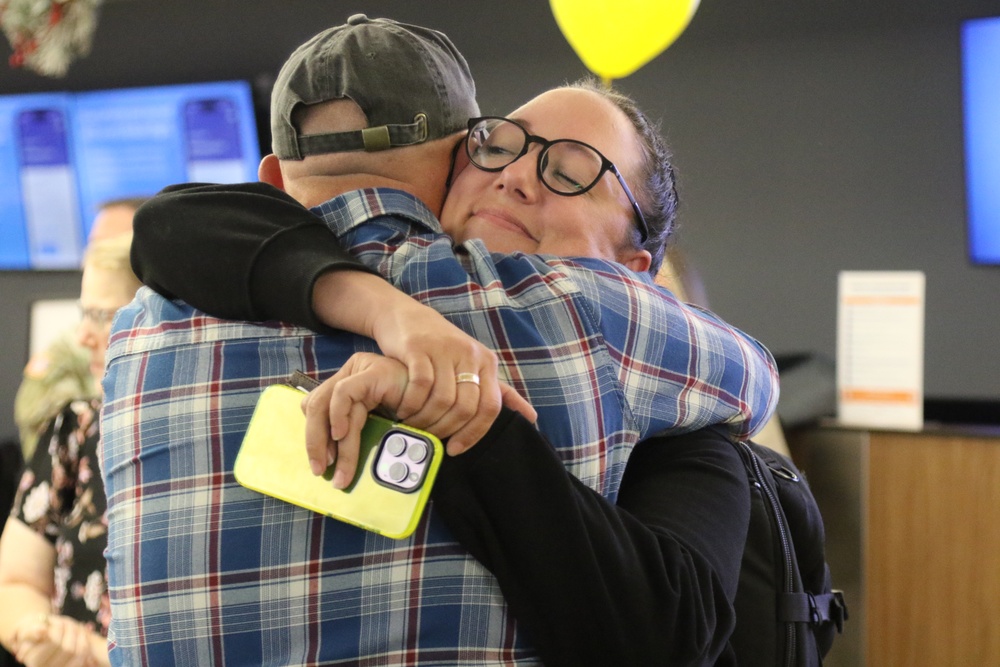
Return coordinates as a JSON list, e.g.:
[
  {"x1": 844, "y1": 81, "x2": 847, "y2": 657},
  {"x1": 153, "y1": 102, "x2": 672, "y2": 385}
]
[{"x1": 101, "y1": 188, "x2": 778, "y2": 666}]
